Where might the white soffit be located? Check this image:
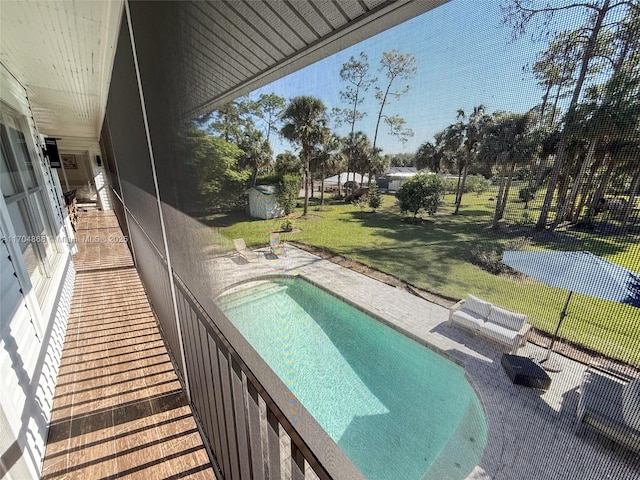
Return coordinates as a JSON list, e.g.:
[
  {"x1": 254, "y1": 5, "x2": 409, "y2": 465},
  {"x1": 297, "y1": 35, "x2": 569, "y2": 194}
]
[{"x1": 0, "y1": 0, "x2": 123, "y2": 138}]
